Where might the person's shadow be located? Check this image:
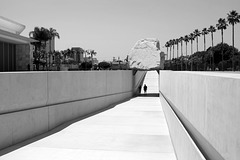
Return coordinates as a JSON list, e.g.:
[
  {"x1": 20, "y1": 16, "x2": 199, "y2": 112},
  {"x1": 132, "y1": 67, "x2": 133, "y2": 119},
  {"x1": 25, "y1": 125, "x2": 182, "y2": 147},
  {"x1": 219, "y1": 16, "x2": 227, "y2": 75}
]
[{"x1": 138, "y1": 93, "x2": 159, "y2": 97}]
